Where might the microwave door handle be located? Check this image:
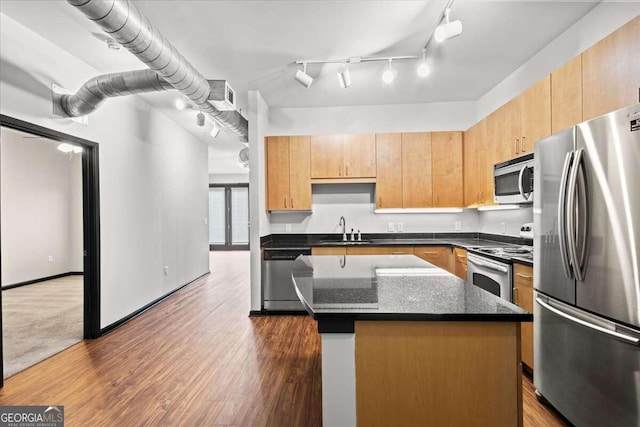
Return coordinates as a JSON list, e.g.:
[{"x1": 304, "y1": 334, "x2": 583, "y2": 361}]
[
  {"x1": 467, "y1": 257, "x2": 508, "y2": 274},
  {"x1": 558, "y1": 152, "x2": 574, "y2": 279},
  {"x1": 518, "y1": 165, "x2": 531, "y2": 201}
]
